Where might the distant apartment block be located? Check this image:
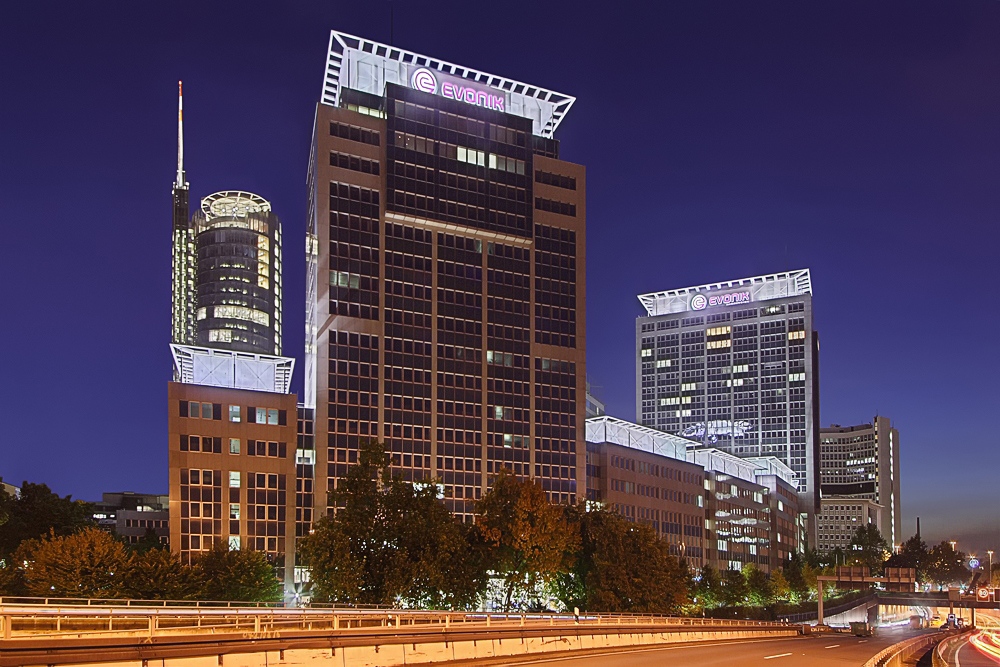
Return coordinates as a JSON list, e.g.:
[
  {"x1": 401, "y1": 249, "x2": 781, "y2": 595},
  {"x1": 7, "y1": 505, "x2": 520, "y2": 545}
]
[{"x1": 820, "y1": 416, "x2": 901, "y2": 548}]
